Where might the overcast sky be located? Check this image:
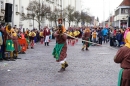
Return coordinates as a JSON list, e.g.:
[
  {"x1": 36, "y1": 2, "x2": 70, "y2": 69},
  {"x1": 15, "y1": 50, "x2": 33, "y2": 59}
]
[{"x1": 81, "y1": 0, "x2": 123, "y2": 22}]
